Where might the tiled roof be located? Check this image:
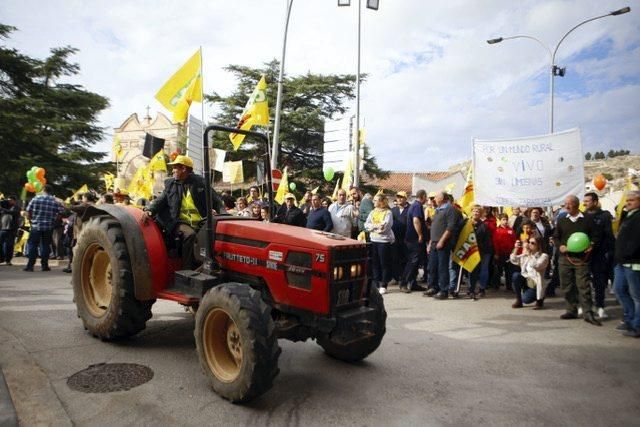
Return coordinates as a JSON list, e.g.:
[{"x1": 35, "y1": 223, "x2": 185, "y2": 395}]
[{"x1": 365, "y1": 171, "x2": 455, "y2": 195}]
